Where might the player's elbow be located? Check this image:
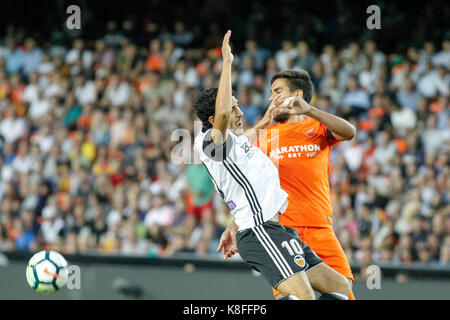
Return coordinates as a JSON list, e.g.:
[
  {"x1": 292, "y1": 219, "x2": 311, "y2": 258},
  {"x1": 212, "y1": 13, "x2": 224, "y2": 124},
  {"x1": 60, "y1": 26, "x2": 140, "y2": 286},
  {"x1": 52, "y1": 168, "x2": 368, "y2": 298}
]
[
  {"x1": 343, "y1": 124, "x2": 356, "y2": 141},
  {"x1": 350, "y1": 124, "x2": 357, "y2": 139}
]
